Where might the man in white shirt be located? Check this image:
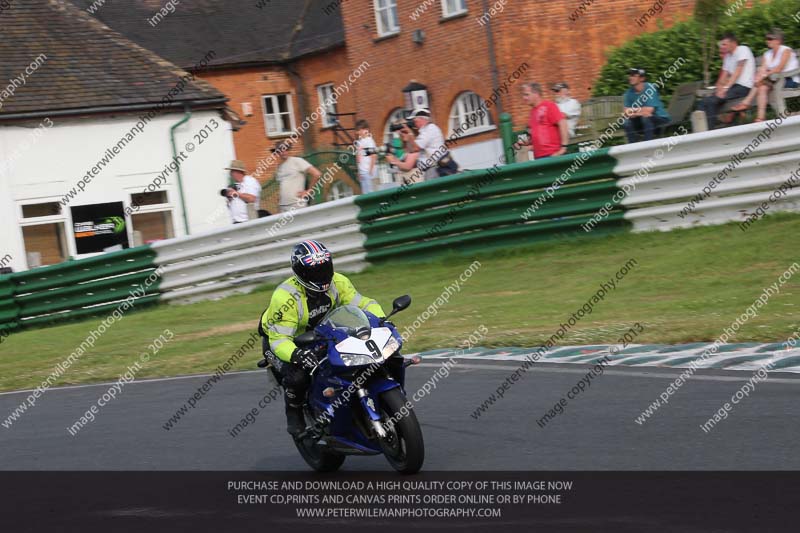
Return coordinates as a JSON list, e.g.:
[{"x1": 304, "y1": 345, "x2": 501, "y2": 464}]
[
  {"x1": 700, "y1": 32, "x2": 755, "y2": 129},
  {"x1": 223, "y1": 160, "x2": 262, "y2": 224},
  {"x1": 552, "y1": 82, "x2": 582, "y2": 138},
  {"x1": 385, "y1": 108, "x2": 459, "y2": 179},
  {"x1": 273, "y1": 143, "x2": 323, "y2": 212},
  {"x1": 354, "y1": 119, "x2": 378, "y2": 194}
]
